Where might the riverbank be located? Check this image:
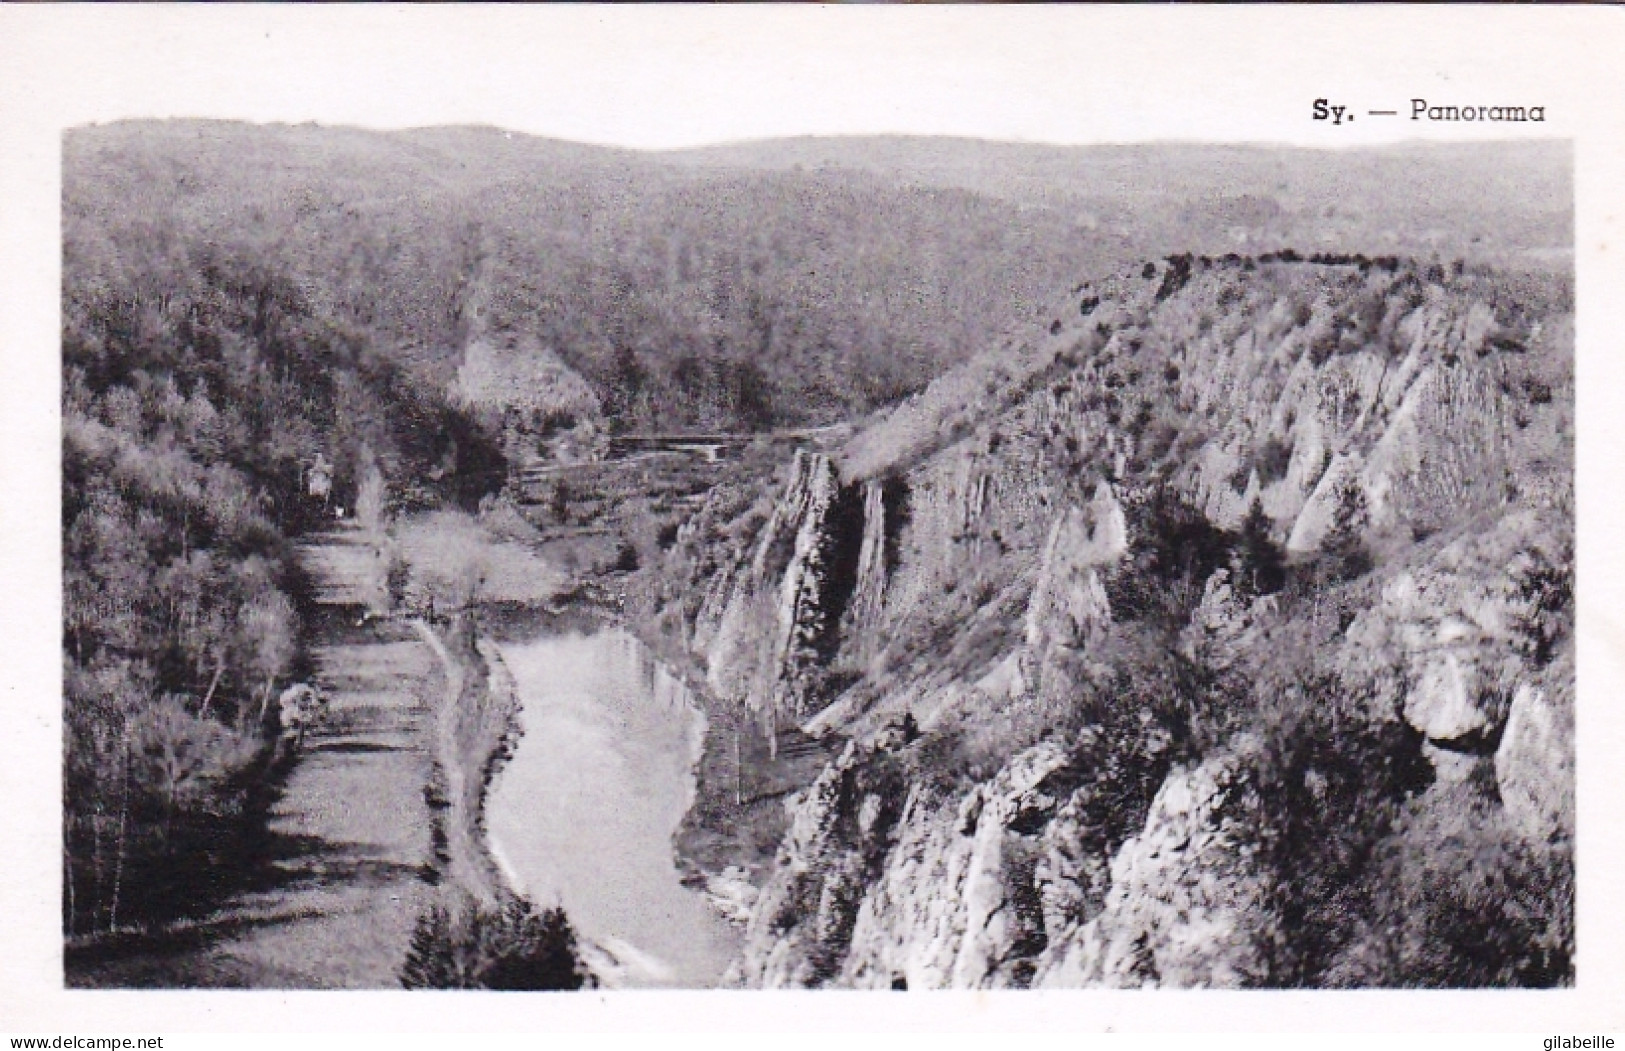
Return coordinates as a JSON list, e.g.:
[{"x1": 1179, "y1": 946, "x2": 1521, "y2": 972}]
[
  {"x1": 384, "y1": 501, "x2": 816, "y2": 987},
  {"x1": 410, "y1": 615, "x2": 514, "y2": 907},
  {"x1": 376, "y1": 507, "x2": 593, "y2": 989},
  {"x1": 484, "y1": 626, "x2": 739, "y2": 987},
  {"x1": 608, "y1": 597, "x2": 844, "y2": 934}
]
